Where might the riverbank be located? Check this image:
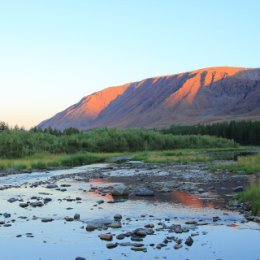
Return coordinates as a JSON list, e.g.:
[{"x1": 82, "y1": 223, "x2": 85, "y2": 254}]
[
  {"x1": 1, "y1": 148, "x2": 259, "y2": 215},
  {"x1": 0, "y1": 147, "x2": 252, "y2": 172}
]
